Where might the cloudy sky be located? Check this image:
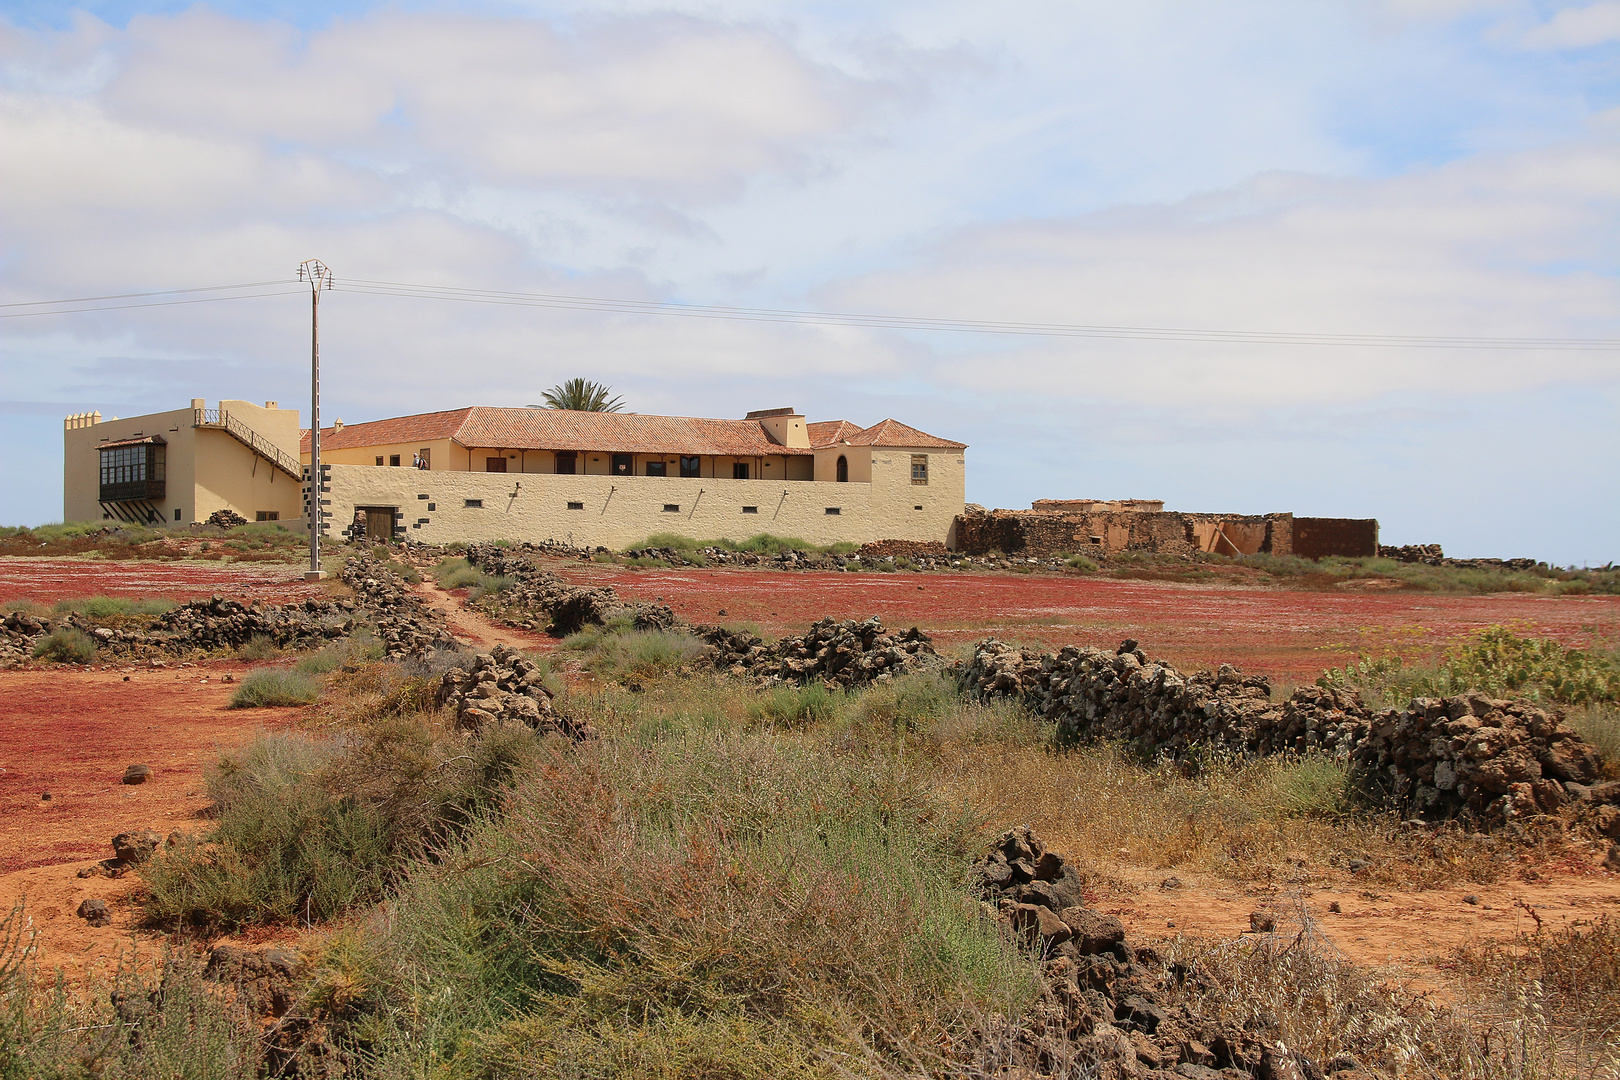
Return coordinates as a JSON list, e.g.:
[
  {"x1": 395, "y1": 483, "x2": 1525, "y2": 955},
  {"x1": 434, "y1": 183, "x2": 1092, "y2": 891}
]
[{"x1": 2, "y1": 0, "x2": 1617, "y2": 563}]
